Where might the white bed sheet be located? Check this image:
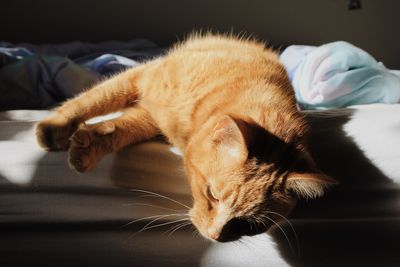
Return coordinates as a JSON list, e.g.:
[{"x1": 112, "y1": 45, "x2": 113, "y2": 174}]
[{"x1": 1, "y1": 104, "x2": 400, "y2": 267}]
